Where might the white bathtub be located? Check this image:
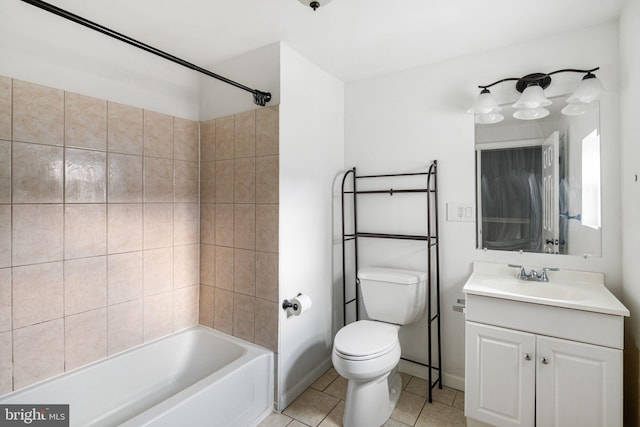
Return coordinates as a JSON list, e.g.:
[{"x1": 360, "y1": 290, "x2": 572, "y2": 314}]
[{"x1": 0, "y1": 325, "x2": 274, "y2": 427}]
